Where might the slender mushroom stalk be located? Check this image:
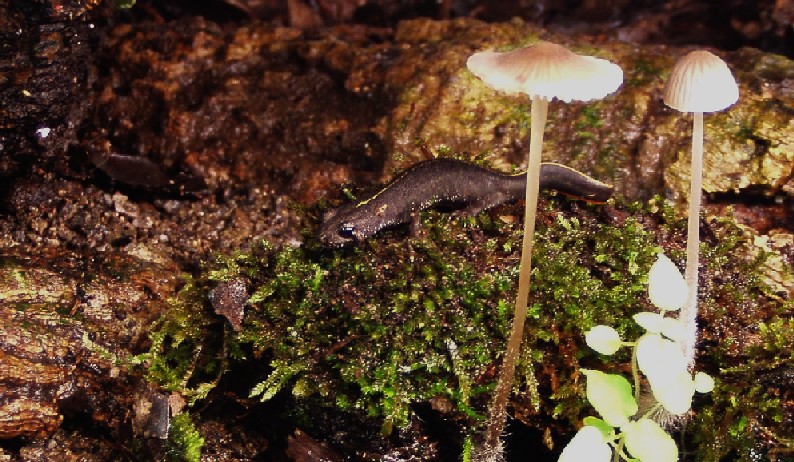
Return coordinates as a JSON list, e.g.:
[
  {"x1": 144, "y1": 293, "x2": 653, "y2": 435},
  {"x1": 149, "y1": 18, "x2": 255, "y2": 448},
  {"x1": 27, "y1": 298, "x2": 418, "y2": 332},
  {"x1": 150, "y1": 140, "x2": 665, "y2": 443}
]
[
  {"x1": 684, "y1": 110, "x2": 704, "y2": 363},
  {"x1": 467, "y1": 42, "x2": 622, "y2": 459},
  {"x1": 481, "y1": 94, "x2": 548, "y2": 453},
  {"x1": 662, "y1": 50, "x2": 738, "y2": 367}
]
